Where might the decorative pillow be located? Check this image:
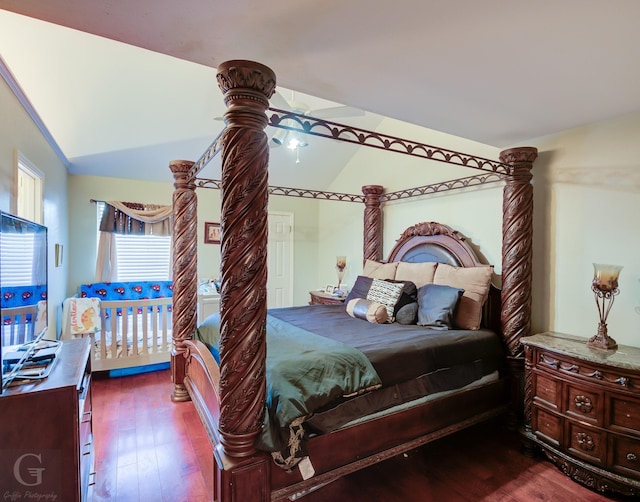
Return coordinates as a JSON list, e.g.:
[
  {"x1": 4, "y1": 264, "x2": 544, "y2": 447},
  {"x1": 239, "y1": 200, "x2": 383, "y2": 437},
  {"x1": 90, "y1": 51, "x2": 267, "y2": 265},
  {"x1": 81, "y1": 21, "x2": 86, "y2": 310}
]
[
  {"x1": 365, "y1": 278, "x2": 404, "y2": 322},
  {"x1": 416, "y1": 283, "x2": 464, "y2": 330},
  {"x1": 433, "y1": 264, "x2": 493, "y2": 330},
  {"x1": 389, "y1": 280, "x2": 418, "y2": 325},
  {"x1": 346, "y1": 298, "x2": 388, "y2": 324},
  {"x1": 362, "y1": 259, "x2": 399, "y2": 280},
  {"x1": 345, "y1": 275, "x2": 373, "y2": 304},
  {"x1": 395, "y1": 302, "x2": 419, "y2": 325},
  {"x1": 394, "y1": 262, "x2": 438, "y2": 288}
]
